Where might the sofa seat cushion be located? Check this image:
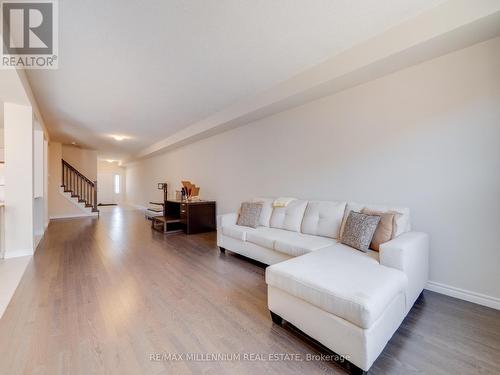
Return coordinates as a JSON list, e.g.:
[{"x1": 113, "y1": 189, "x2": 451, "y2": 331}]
[
  {"x1": 221, "y1": 224, "x2": 256, "y2": 241},
  {"x1": 246, "y1": 228, "x2": 335, "y2": 256},
  {"x1": 266, "y1": 245, "x2": 408, "y2": 329},
  {"x1": 245, "y1": 227, "x2": 278, "y2": 248},
  {"x1": 274, "y1": 235, "x2": 336, "y2": 257}
]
